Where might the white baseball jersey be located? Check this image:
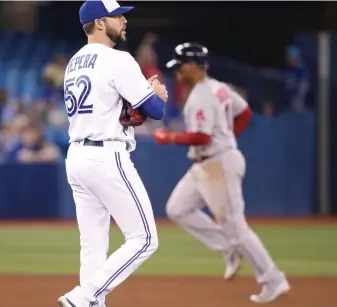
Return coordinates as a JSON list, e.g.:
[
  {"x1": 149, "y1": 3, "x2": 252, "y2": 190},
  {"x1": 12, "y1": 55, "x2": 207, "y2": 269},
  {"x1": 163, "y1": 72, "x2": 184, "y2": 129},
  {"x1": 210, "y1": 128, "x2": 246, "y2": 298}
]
[
  {"x1": 64, "y1": 43, "x2": 155, "y2": 152},
  {"x1": 183, "y1": 77, "x2": 248, "y2": 160}
]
